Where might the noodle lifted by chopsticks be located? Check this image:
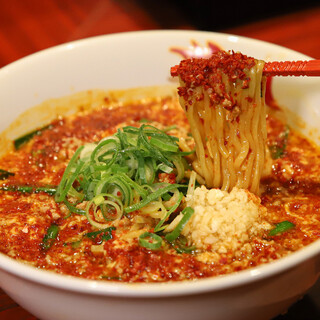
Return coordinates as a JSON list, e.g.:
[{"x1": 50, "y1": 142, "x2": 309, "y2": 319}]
[{"x1": 171, "y1": 51, "x2": 267, "y2": 194}]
